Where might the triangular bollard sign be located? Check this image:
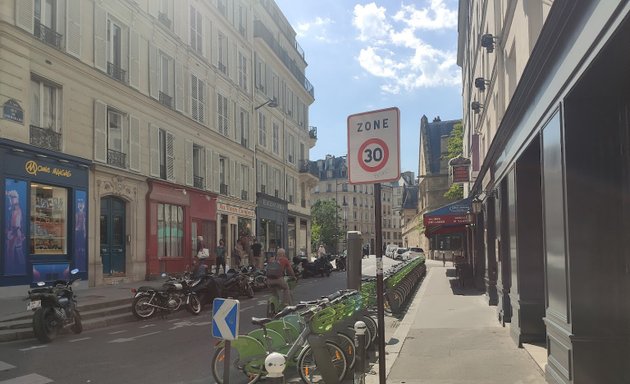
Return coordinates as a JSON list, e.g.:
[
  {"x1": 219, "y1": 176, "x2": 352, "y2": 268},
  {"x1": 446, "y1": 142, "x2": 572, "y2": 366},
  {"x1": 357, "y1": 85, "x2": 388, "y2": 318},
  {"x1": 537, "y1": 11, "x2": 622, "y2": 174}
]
[{"x1": 212, "y1": 298, "x2": 239, "y2": 340}]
